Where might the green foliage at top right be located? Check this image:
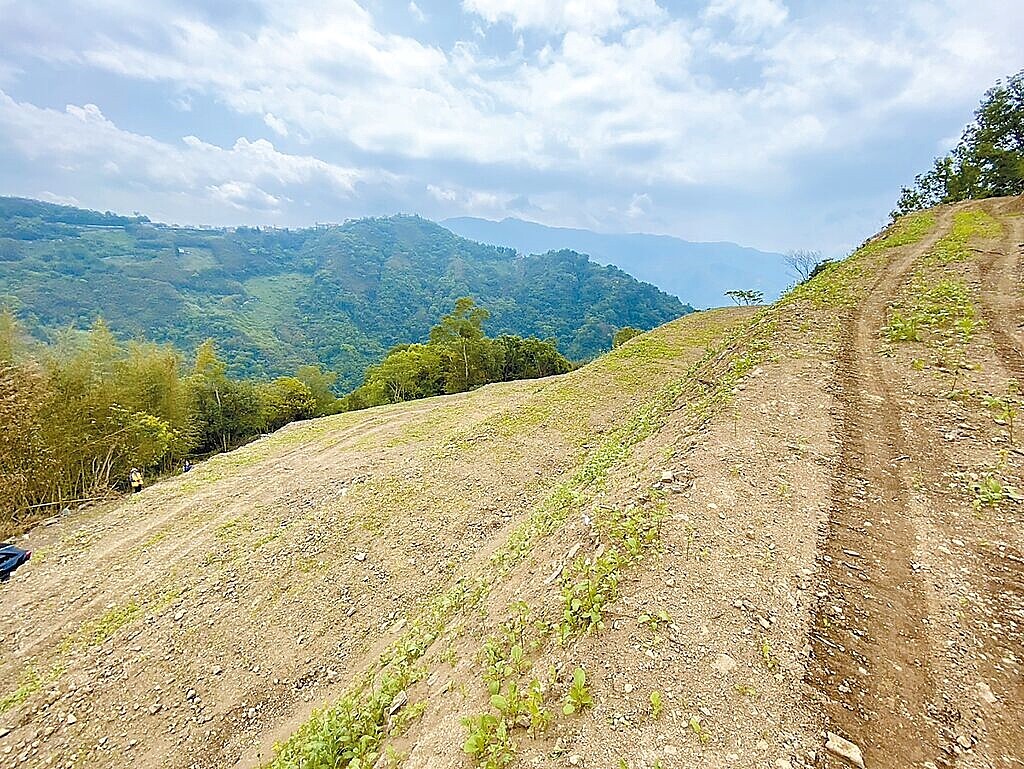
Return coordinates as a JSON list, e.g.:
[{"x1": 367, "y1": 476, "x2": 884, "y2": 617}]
[{"x1": 894, "y1": 70, "x2": 1024, "y2": 216}]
